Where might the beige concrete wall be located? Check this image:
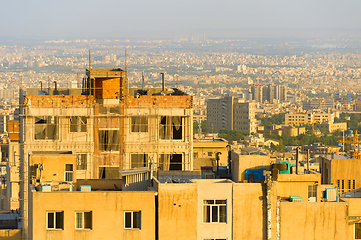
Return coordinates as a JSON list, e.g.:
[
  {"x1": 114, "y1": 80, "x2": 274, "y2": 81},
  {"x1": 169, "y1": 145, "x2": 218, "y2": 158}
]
[
  {"x1": 193, "y1": 139, "x2": 228, "y2": 167},
  {"x1": 196, "y1": 180, "x2": 233, "y2": 240},
  {"x1": 280, "y1": 202, "x2": 348, "y2": 240},
  {"x1": 277, "y1": 174, "x2": 321, "y2": 202},
  {"x1": 0, "y1": 230, "x2": 22, "y2": 240},
  {"x1": 29, "y1": 154, "x2": 77, "y2": 184},
  {"x1": 331, "y1": 159, "x2": 361, "y2": 192},
  {"x1": 30, "y1": 191, "x2": 155, "y2": 240},
  {"x1": 232, "y1": 153, "x2": 271, "y2": 182},
  {"x1": 158, "y1": 183, "x2": 198, "y2": 240},
  {"x1": 341, "y1": 198, "x2": 361, "y2": 240},
  {"x1": 233, "y1": 183, "x2": 264, "y2": 240}
]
